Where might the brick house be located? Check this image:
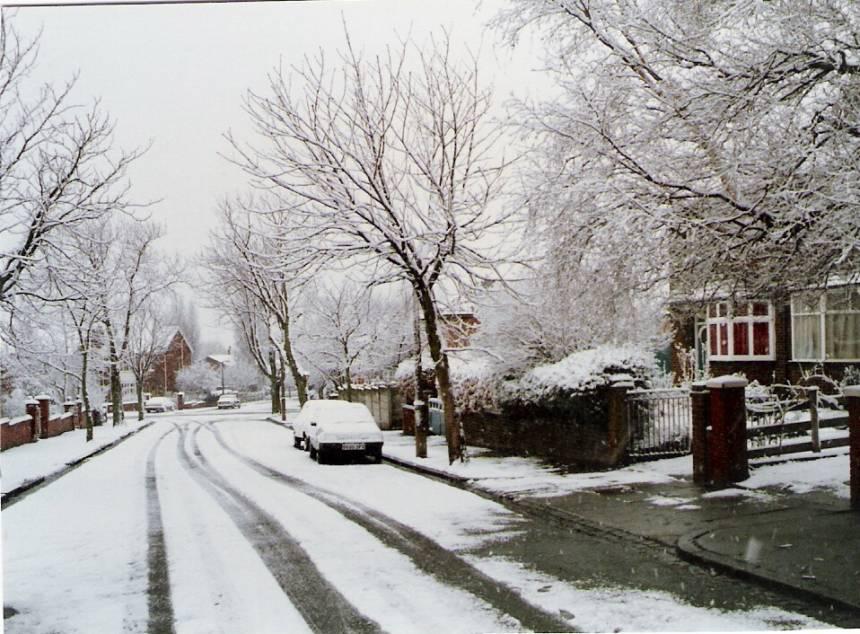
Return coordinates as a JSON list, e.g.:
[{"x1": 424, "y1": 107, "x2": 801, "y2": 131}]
[
  {"x1": 670, "y1": 283, "x2": 860, "y2": 385},
  {"x1": 439, "y1": 312, "x2": 480, "y2": 349},
  {"x1": 144, "y1": 330, "x2": 193, "y2": 395}
]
